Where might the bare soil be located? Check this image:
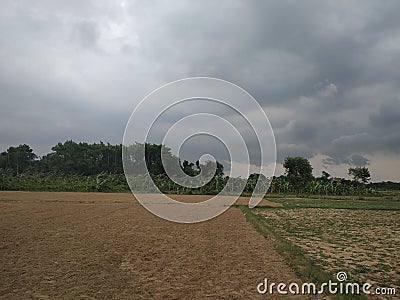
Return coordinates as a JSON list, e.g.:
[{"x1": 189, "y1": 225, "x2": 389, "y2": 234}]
[{"x1": 0, "y1": 192, "x2": 304, "y2": 299}]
